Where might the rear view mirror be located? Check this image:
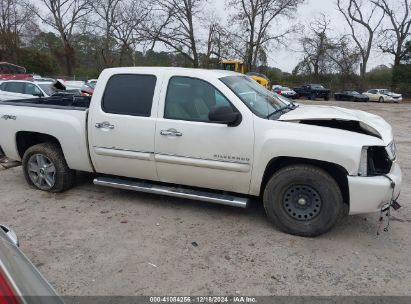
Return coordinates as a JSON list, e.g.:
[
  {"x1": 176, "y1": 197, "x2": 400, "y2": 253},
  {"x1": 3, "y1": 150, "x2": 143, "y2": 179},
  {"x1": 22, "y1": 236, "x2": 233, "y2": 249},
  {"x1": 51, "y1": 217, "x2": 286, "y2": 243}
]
[
  {"x1": 0, "y1": 225, "x2": 19, "y2": 247},
  {"x1": 209, "y1": 106, "x2": 242, "y2": 127},
  {"x1": 33, "y1": 92, "x2": 43, "y2": 97}
]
